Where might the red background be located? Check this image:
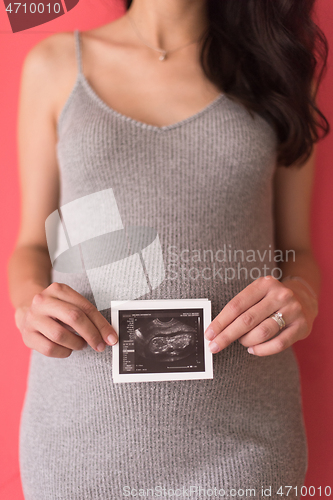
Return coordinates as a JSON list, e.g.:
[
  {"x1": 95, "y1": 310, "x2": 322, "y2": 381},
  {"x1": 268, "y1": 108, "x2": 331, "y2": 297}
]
[{"x1": 1, "y1": 1, "x2": 332, "y2": 498}]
